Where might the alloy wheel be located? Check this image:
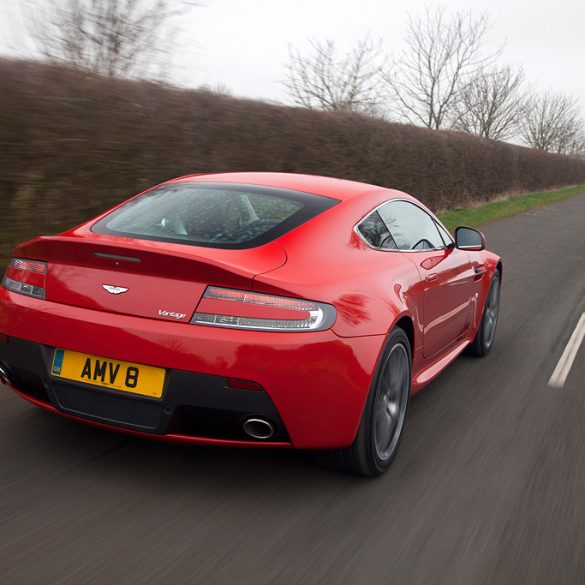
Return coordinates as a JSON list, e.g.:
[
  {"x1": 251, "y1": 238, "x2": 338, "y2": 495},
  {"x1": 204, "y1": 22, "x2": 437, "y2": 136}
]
[{"x1": 373, "y1": 343, "x2": 410, "y2": 461}]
